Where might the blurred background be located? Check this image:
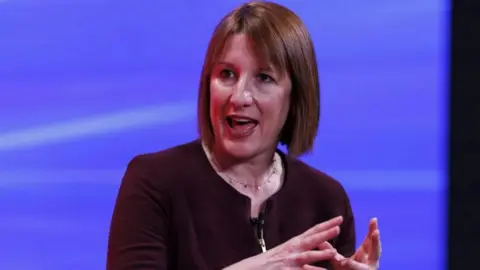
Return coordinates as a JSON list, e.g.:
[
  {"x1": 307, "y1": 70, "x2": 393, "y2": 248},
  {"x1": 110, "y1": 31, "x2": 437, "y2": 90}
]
[{"x1": 0, "y1": 0, "x2": 448, "y2": 269}]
